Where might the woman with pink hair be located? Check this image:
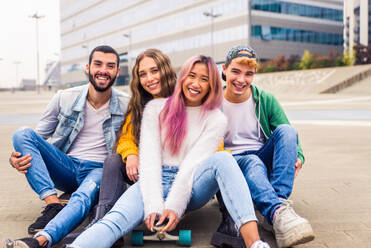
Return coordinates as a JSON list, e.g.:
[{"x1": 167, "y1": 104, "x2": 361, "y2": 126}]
[{"x1": 69, "y1": 55, "x2": 270, "y2": 248}]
